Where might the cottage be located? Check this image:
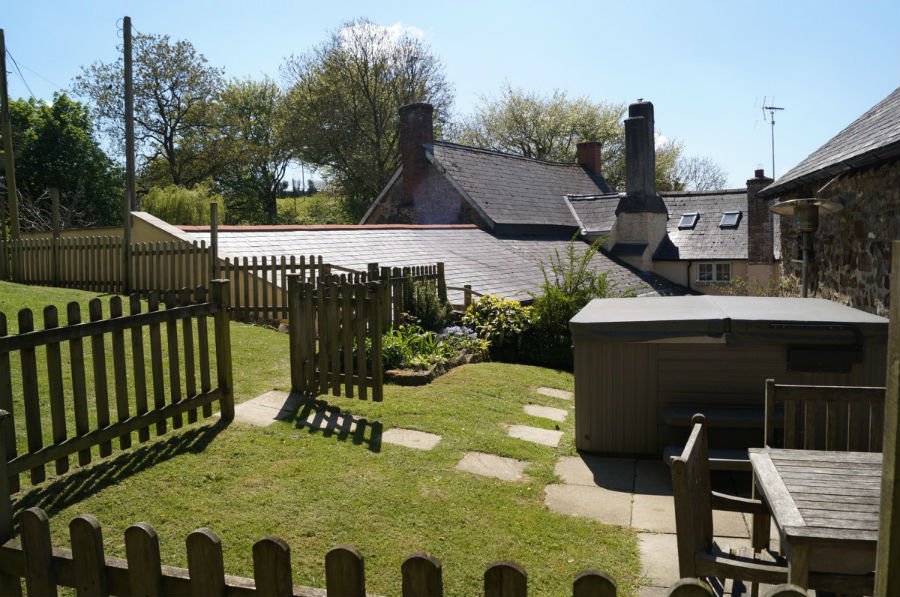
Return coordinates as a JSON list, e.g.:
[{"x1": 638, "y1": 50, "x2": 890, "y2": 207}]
[
  {"x1": 759, "y1": 84, "x2": 900, "y2": 315},
  {"x1": 364, "y1": 100, "x2": 780, "y2": 296}
]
